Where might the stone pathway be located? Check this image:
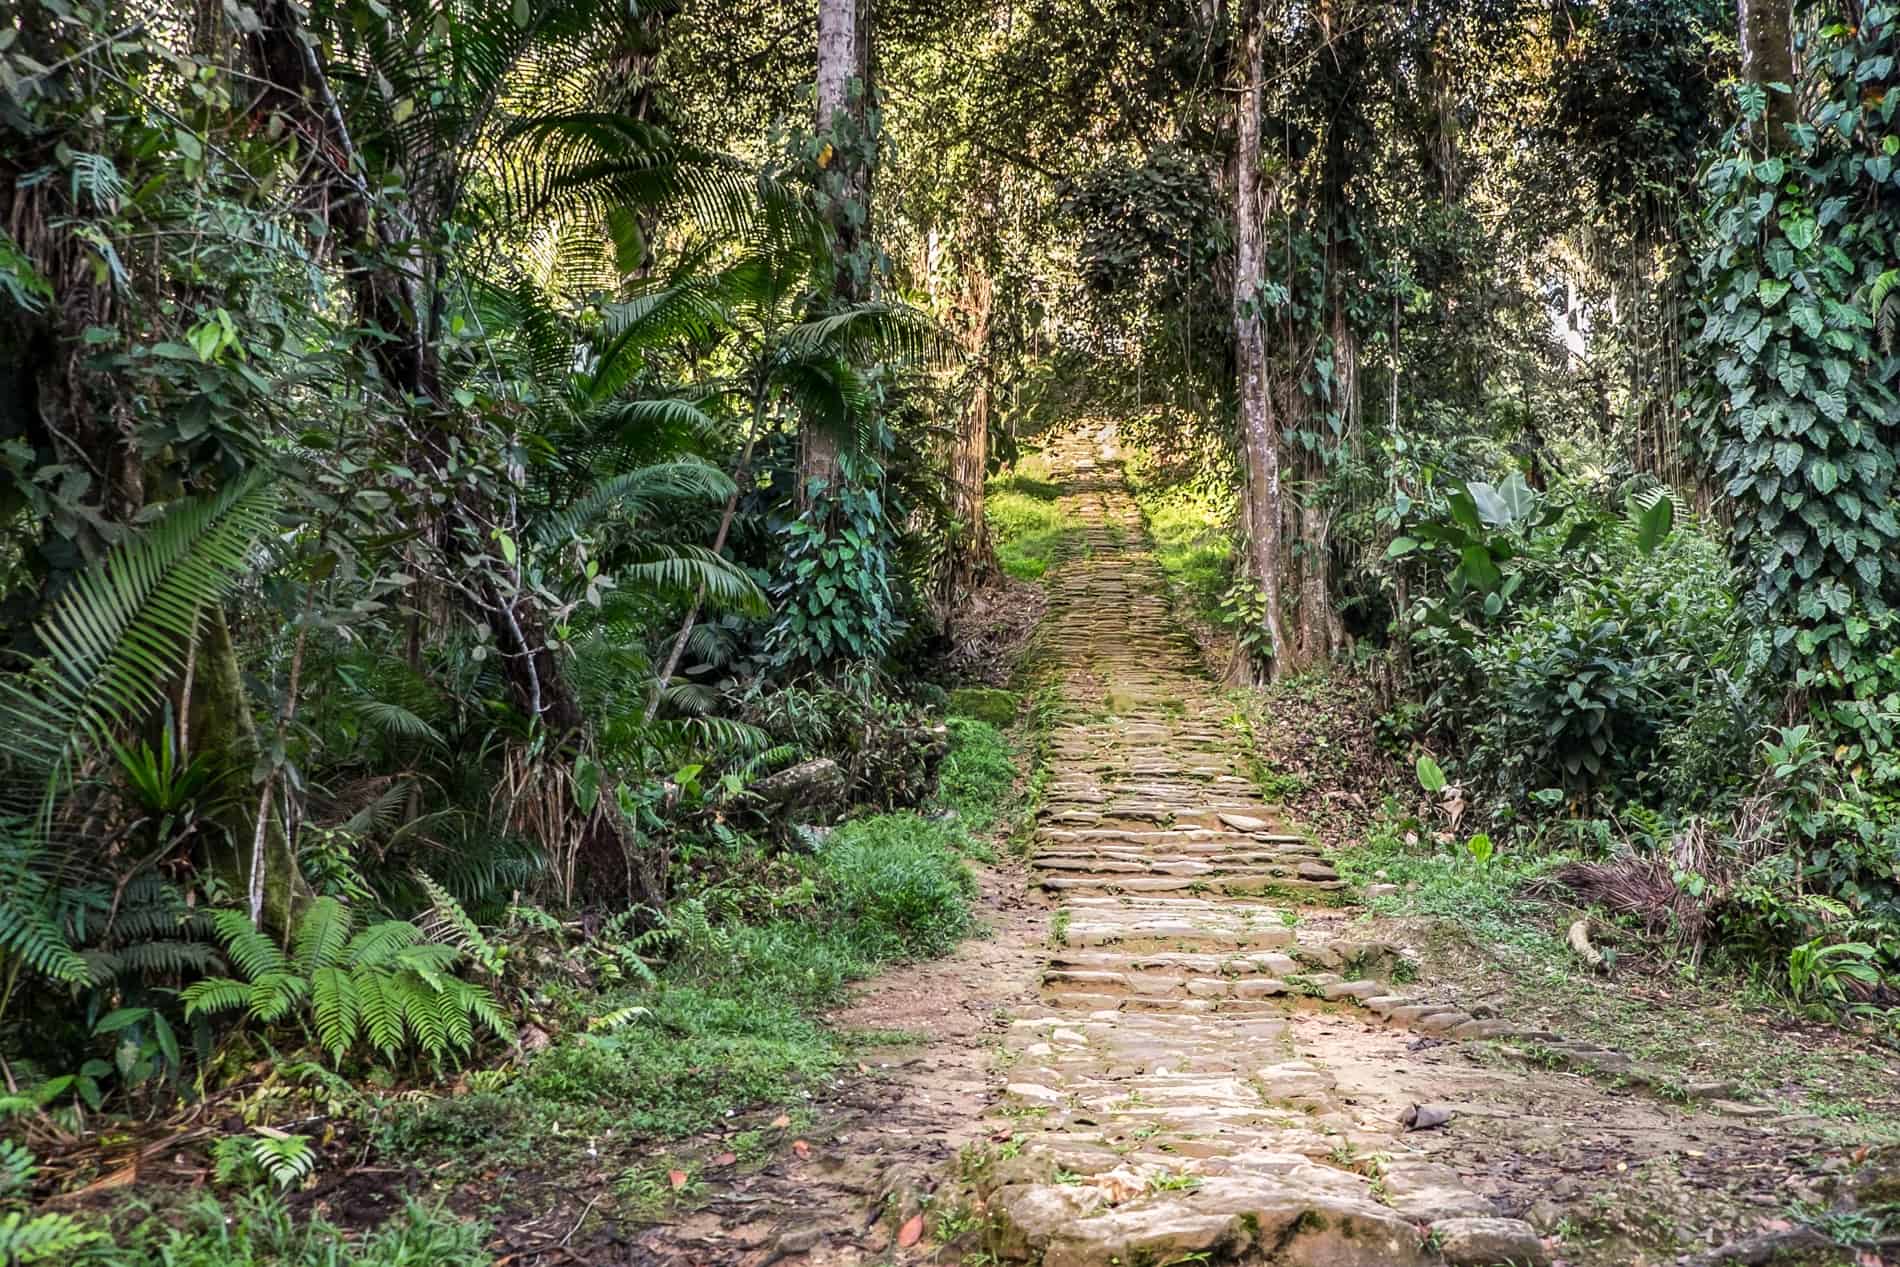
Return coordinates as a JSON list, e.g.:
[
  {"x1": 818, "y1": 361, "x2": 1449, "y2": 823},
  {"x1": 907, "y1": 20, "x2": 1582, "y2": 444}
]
[{"x1": 969, "y1": 433, "x2": 1549, "y2": 1267}]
